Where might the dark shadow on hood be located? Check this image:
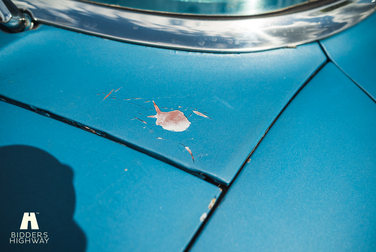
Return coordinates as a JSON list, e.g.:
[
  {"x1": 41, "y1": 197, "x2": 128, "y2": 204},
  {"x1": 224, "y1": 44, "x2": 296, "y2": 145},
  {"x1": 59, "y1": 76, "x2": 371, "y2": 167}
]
[{"x1": 0, "y1": 145, "x2": 87, "y2": 252}]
